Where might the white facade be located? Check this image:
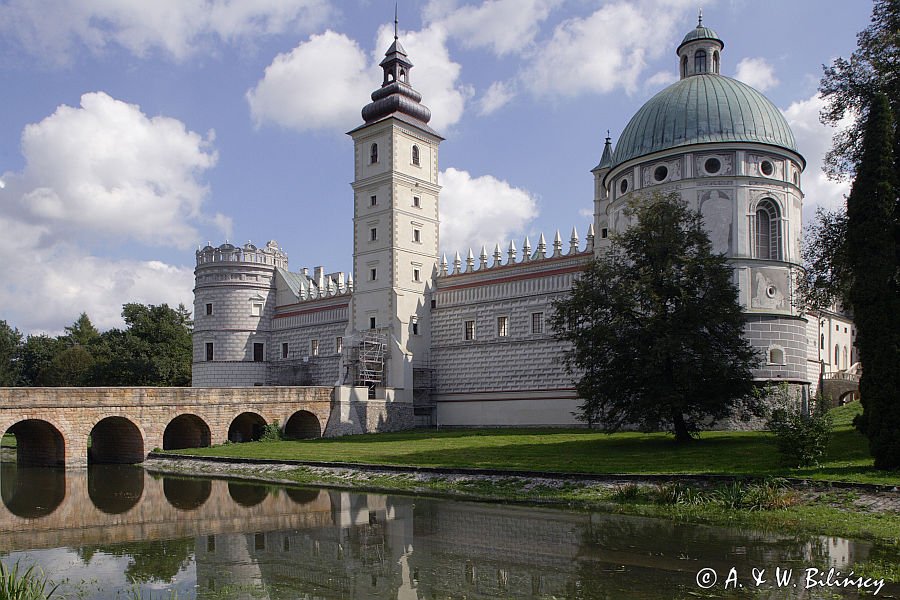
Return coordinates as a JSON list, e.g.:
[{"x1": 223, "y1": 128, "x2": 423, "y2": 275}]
[{"x1": 192, "y1": 20, "x2": 856, "y2": 427}]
